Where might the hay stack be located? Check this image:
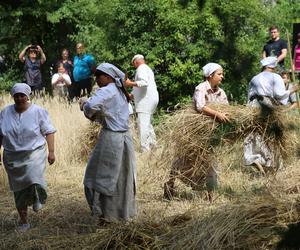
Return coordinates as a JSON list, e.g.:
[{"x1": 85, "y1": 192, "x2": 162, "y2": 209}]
[
  {"x1": 158, "y1": 104, "x2": 297, "y2": 189},
  {"x1": 79, "y1": 121, "x2": 102, "y2": 160}
]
